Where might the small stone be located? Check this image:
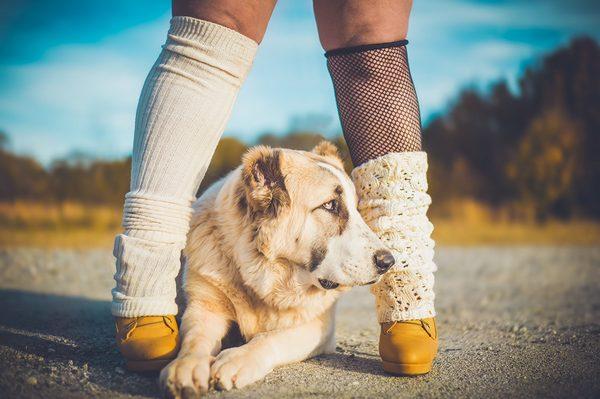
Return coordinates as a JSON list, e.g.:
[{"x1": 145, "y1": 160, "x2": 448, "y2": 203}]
[
  {"x1": 351, "y1": 381, "x2": 360, "y2": 386},
  {"x1": 115, "y1": 367, "x2": 125, "y2": 375},
  {"x1": 26, "y1": 376, "x2": 38, "y2": 386}
]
